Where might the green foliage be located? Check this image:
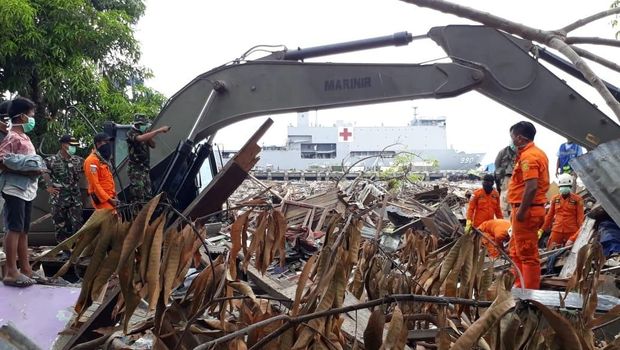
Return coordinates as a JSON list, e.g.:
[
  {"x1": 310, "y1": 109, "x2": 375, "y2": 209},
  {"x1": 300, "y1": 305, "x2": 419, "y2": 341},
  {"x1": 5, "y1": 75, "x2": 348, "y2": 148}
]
[
  {"x1": 0, "y1": 0, "x2": 165, "y2": 153},
  {"x1": 379, "y1": 153, "x2": 427, "y2": 191}
]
